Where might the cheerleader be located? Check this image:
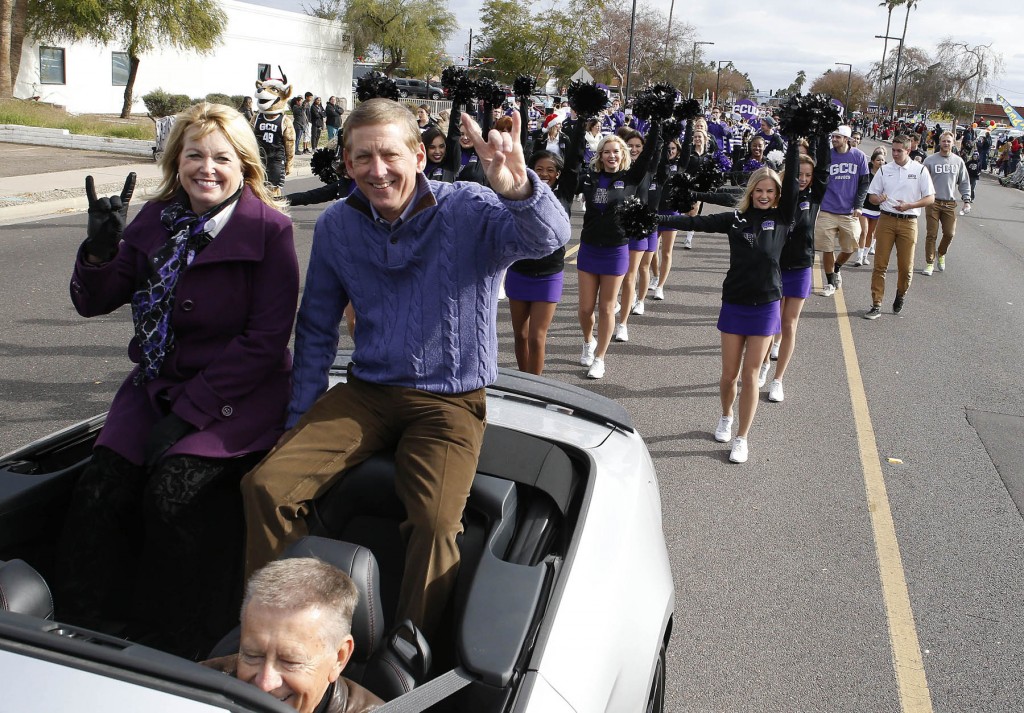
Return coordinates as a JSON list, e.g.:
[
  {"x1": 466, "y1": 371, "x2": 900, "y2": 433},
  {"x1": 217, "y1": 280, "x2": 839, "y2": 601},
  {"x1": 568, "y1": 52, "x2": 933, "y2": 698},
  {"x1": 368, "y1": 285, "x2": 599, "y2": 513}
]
[
  {"x1": 762, "y1": 133, "x2": 831, "y2": 402},
  {"x1": 658, "y1": 143, "x2": 799, "y2": 463},
  {"x1": 577, "y1": 123, "x2": 660, "y2": 378},
  {"x1": 614, "y1": 126, "x2": 662, "y2": 343}
]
